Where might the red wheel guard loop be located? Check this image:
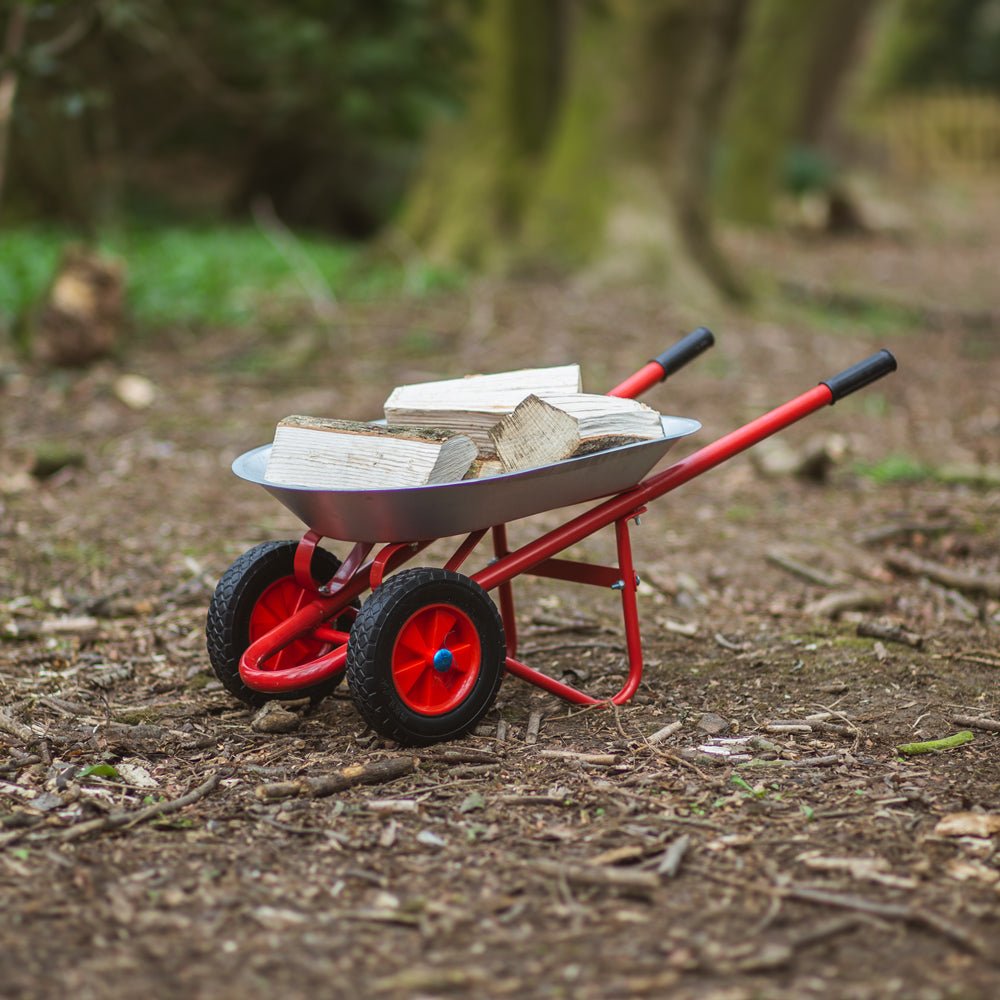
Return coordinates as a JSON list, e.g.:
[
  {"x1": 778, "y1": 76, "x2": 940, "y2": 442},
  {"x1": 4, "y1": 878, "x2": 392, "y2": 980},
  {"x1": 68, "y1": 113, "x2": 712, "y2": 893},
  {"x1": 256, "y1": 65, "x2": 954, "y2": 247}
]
[
  {"x1": 238, "y1": 539, "x2": 430, "y2": 693},
  {"x1": 240, "y1": 383, "x2": 835, "y2": 697}
]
